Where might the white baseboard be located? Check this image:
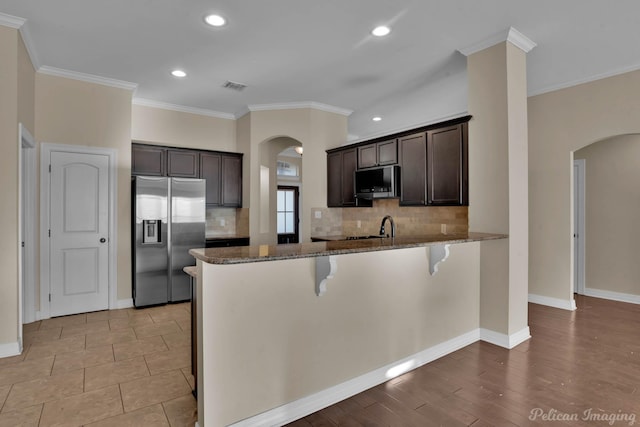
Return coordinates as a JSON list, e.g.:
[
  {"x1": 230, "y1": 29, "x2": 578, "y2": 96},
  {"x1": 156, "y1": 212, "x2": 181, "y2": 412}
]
[
  {"x1": 0, "y1": 341, "x2": 22, "y2": 358},
  {"x1": 583, "y1": 288, "x2": 640, "y2": 305},
  {"x1": 226, "y1": 326, "x2": 534, "y2": 426},
  {"x1": 480, "y1": 326, "x2": 531, "y2": 349},
  {"x1": 528, "y1": 293, "x2": 577, "y2": 311},
  {"x1": 116, "y1": 298, "x2": 134, "y2": 309},
  {"x1": 229, "y1": 329, "x2": 482, "y2": 427}
]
